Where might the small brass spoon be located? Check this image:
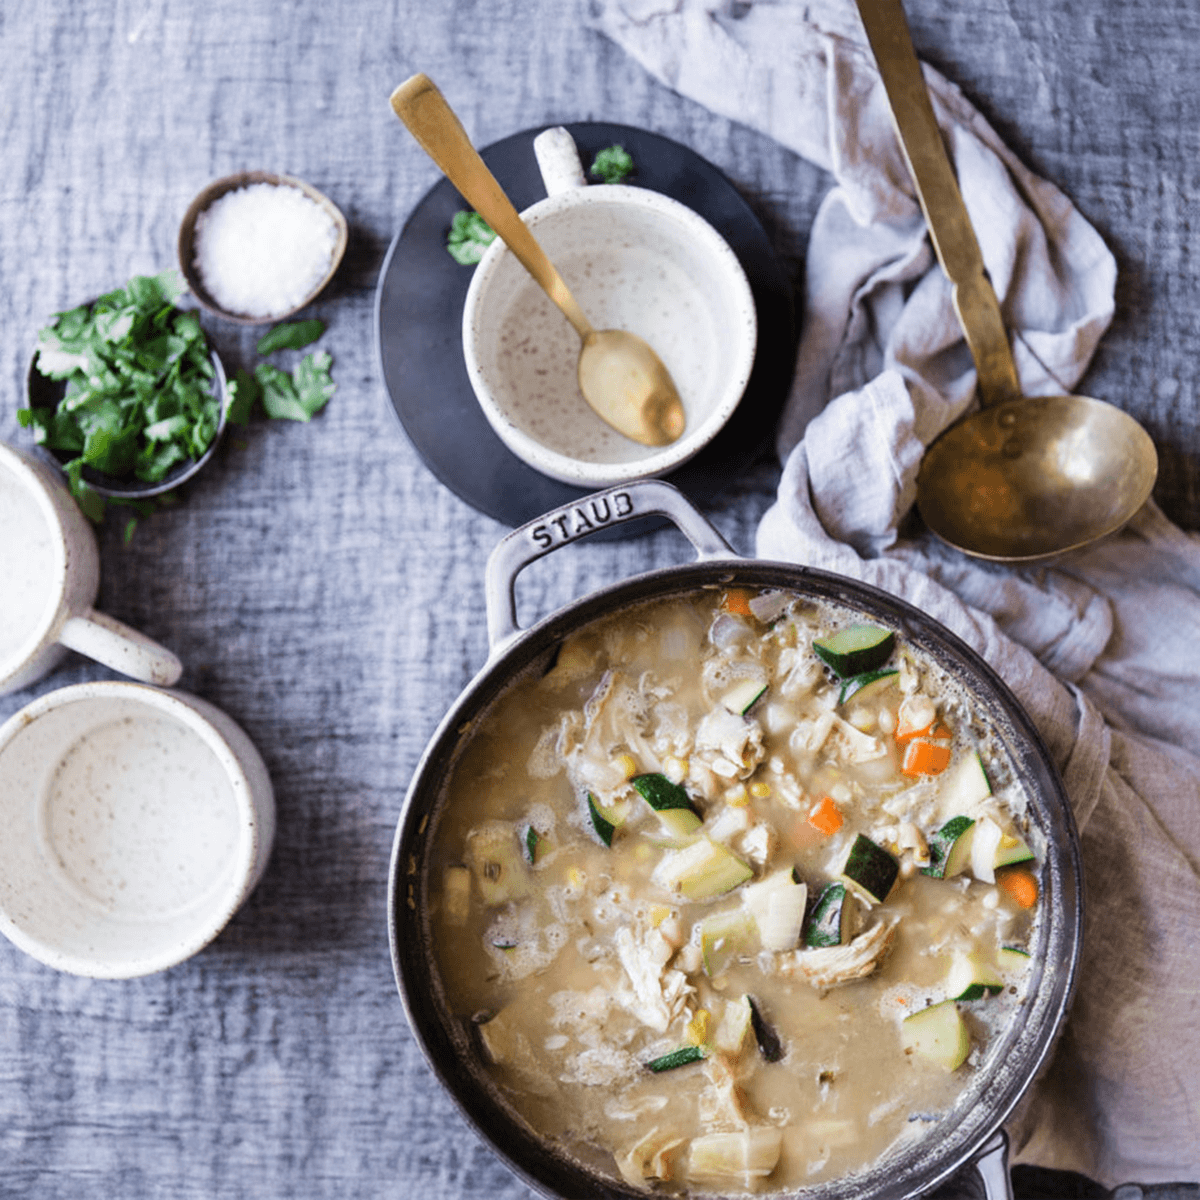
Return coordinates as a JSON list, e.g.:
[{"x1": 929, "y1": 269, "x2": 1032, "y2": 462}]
[
  {"x1": 391, "y1": 74, "x2": 686, "y2": 448},
  {"x1": 856, "y1": 0, "x2": 1157, "y2": 562}
]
